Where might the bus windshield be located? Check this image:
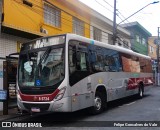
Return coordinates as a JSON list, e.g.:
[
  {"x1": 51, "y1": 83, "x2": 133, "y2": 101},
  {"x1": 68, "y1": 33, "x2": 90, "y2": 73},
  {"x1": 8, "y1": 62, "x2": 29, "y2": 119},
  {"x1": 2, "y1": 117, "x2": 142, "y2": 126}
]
[{"x1": 18, "y1": 46, "x2": 65, "y2": 87}]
